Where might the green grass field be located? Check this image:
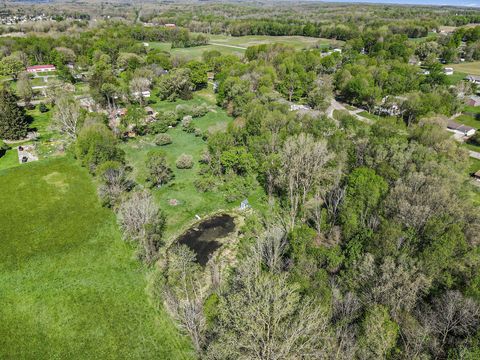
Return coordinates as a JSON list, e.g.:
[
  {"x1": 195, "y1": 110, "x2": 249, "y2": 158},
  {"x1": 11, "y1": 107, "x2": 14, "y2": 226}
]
[
  {"x1": 149, "y1": 34, "x2": 339, "y2": 60},
  {"x1": 447, "y1": 71, "x2": 468, "y2": 85},
  {"x1": 0, "y1": 148, "x2": 19, "y2": 170},
  {"x1": 150, "y1": 42, "x2": 243, "y2": 60},
  {"x1": 456, "y1": 113, "x2": 480, "y2": 129},
  {"x1": 207, "y1": 34, "x2": 335, "y2": 49},
  {"x1": 0, "y1": 157, "x2": 193, "y2": 359},
  {"x1": 450, "y1": 62, "x2": 480, "y2": 76}
]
